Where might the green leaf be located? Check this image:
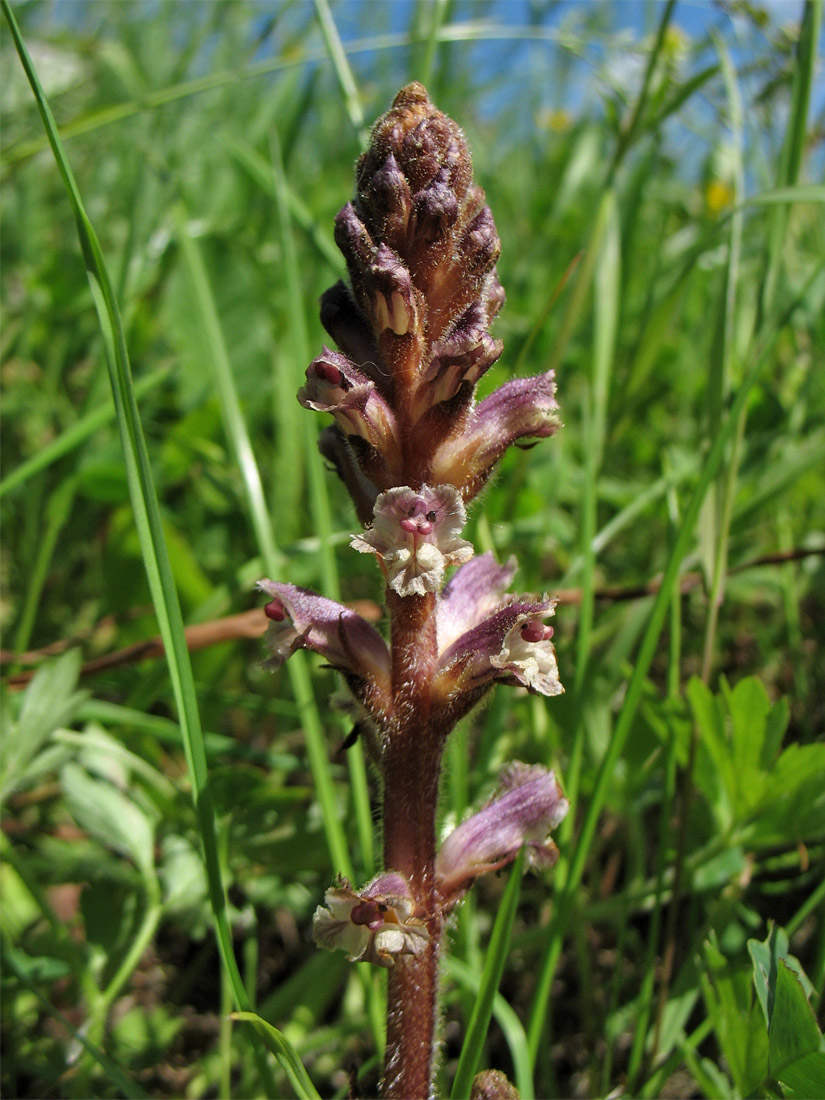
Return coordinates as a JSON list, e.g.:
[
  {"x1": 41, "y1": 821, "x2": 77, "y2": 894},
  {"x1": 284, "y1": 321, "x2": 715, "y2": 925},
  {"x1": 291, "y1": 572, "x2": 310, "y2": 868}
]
[
  {"x1": 688, "y1": 677, "x2": 734, "y2": 828},
  {"x1": 724, "y1": 676, "x2": 770, "y2": 815},
  {"x1": 768, "y1": 961, "x2": 823, "y2": 1083},
  {"x1": 749, "y1": 923, "x2": 789, "y2": 1026},
  {"x1": 703, "y1": 937, "x2": 769, "y2": 1097},
  {"x1": 748, "y1": 925, "x2": 823, "y2": 1095},
  {"x1": 0, "y1": 649, "x2": 85, "y2": 800},
  {"x1": 61, "y1": 763, "x2": 155, "y2": 881}
]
